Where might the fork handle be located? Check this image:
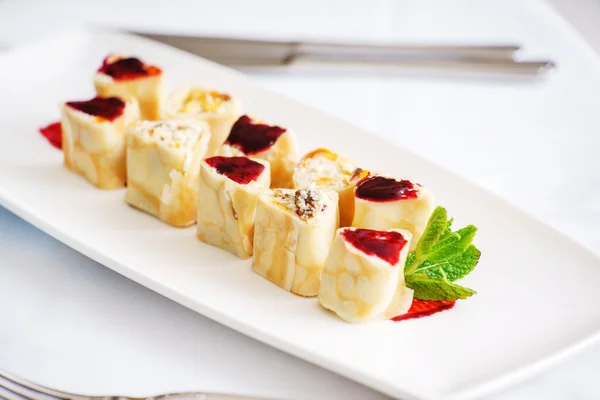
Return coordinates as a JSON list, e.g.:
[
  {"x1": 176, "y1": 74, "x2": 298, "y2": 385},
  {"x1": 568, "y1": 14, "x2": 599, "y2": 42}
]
[{"x1": 0, "y1": 370, "x2": 273, "y2": 400}]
